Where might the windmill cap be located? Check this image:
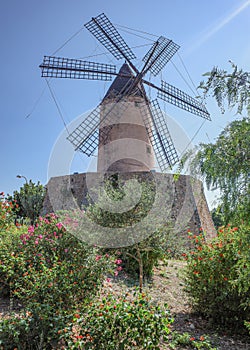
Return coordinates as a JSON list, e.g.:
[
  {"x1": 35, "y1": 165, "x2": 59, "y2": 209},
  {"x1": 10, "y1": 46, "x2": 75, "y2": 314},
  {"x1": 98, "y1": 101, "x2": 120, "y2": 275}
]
[{"x1": 102, "y1": 63, "x2": 144, "y2": 101}]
